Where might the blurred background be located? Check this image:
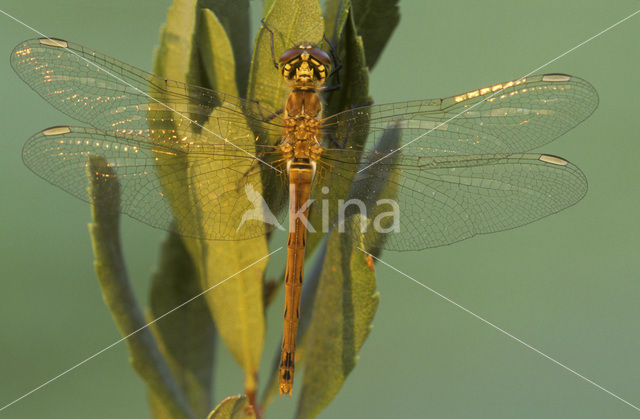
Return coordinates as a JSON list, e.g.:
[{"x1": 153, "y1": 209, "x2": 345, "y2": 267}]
[{"x1": 0, "y1": 0, "x2": 638, "y2": 417}]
